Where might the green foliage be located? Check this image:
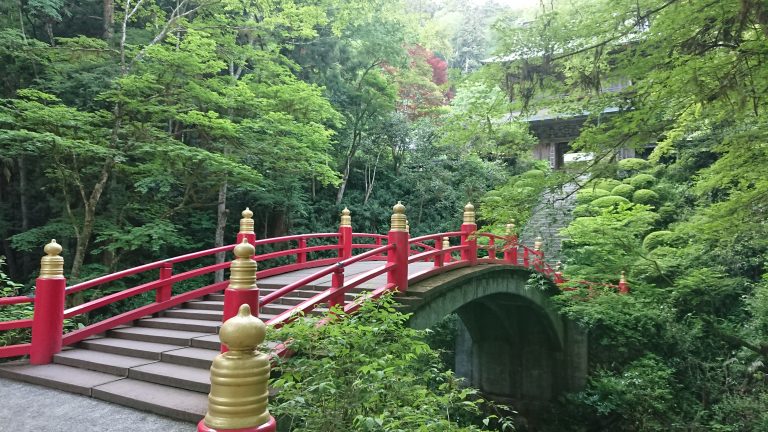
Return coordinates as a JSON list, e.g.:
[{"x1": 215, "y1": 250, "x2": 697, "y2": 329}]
[
  {"x1": 610, "y1": 184, "x2": 635, "y2": 199},
  {"x1": 617, "y1": 158, "x2": 651, "y2": 173},
  {"x1": 642, "y1": 231, "x2": 675, "y2": 251},
  {"x1": 628, "y1": 174, "x2": 656, "y2": 190},
  {"x1": 479, "y1": 170, "x2": 550, "y2": 230},
  {"x1": 589, "y1": 195, "x2": 629, "y2": 208},
  {"x1": 520, "y1": 169, "x2": 545, "y2": 181},
  {"x1": 592, "y1": 178, "x2": 622, "y2": 191},
  {"x1": 631, "y1": 189, "x2": 660, "y2": 206},
  {"x1": 572, "y1": 206, "x2": 599, "y2": 218},
  {"x1": 575, "y1": 188, "x2": 609, "y2": 204},
  {"x1": 271, "y1": 295, "x2": 515, "y2": 431}
]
